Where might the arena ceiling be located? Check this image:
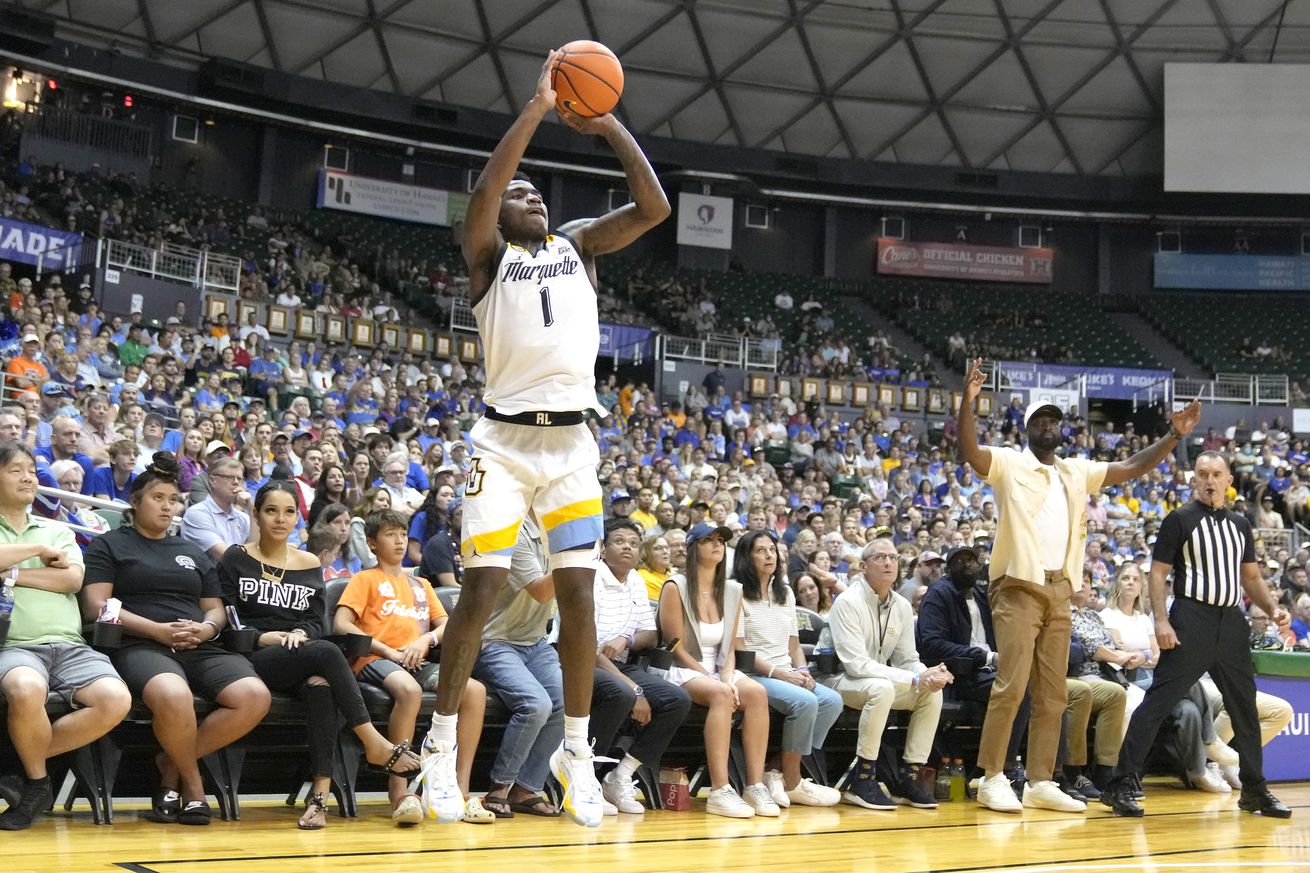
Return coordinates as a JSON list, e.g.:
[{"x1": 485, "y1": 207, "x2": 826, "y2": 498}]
[{"x1": 15, "y1": 0, "x2": 1310, "y2": 176}]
